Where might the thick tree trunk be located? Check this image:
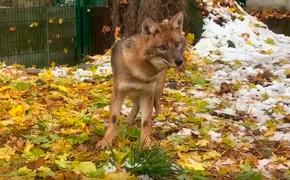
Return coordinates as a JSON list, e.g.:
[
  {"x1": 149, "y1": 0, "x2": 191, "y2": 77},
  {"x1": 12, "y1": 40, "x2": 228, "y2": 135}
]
[
  {"x1": 109, "y1": 0, "x2": 203, "y2": 41},
  {"x1": 110, "y1": 0, "x2": 186, "y2": 37},
  {"x1": 123, "y1": 0, "x2": 141, "y2": 36},
  {"x1": 110, "y1": 0, "x2": 120, "y2": 31}
]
